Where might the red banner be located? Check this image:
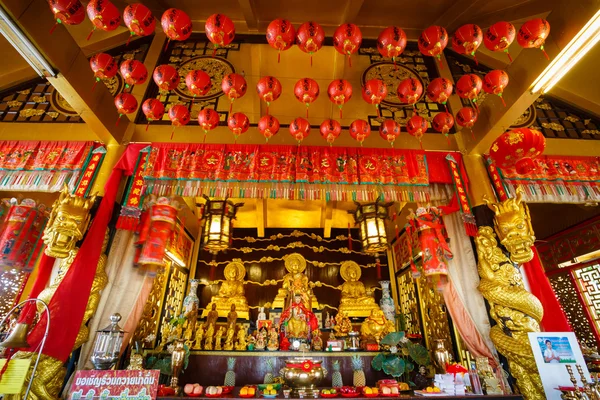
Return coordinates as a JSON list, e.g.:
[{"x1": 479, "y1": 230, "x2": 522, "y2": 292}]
[
  {"x1": 446, "y1": 154, "x2": 477, "y2": 236},
  {"x1": 69, "y1": 369, "x2": 160, "y2": 399},
  {"x1": 117, "y1": 149, "x2": 149, "y2": 230},
  {"x1": 73, "y1": 145, "x2": 106, "y2": 197}
]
